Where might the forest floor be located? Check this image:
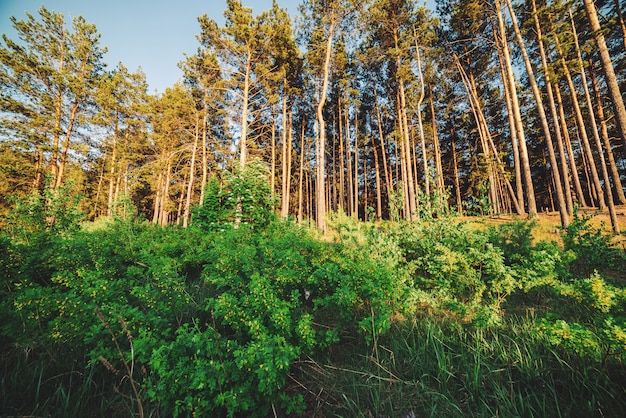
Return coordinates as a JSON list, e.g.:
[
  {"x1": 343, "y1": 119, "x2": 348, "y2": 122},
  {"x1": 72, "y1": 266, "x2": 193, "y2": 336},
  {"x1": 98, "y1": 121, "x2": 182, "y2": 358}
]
[{"x1": 462, "y1": 204, "x2": 626, "y2": 248}]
